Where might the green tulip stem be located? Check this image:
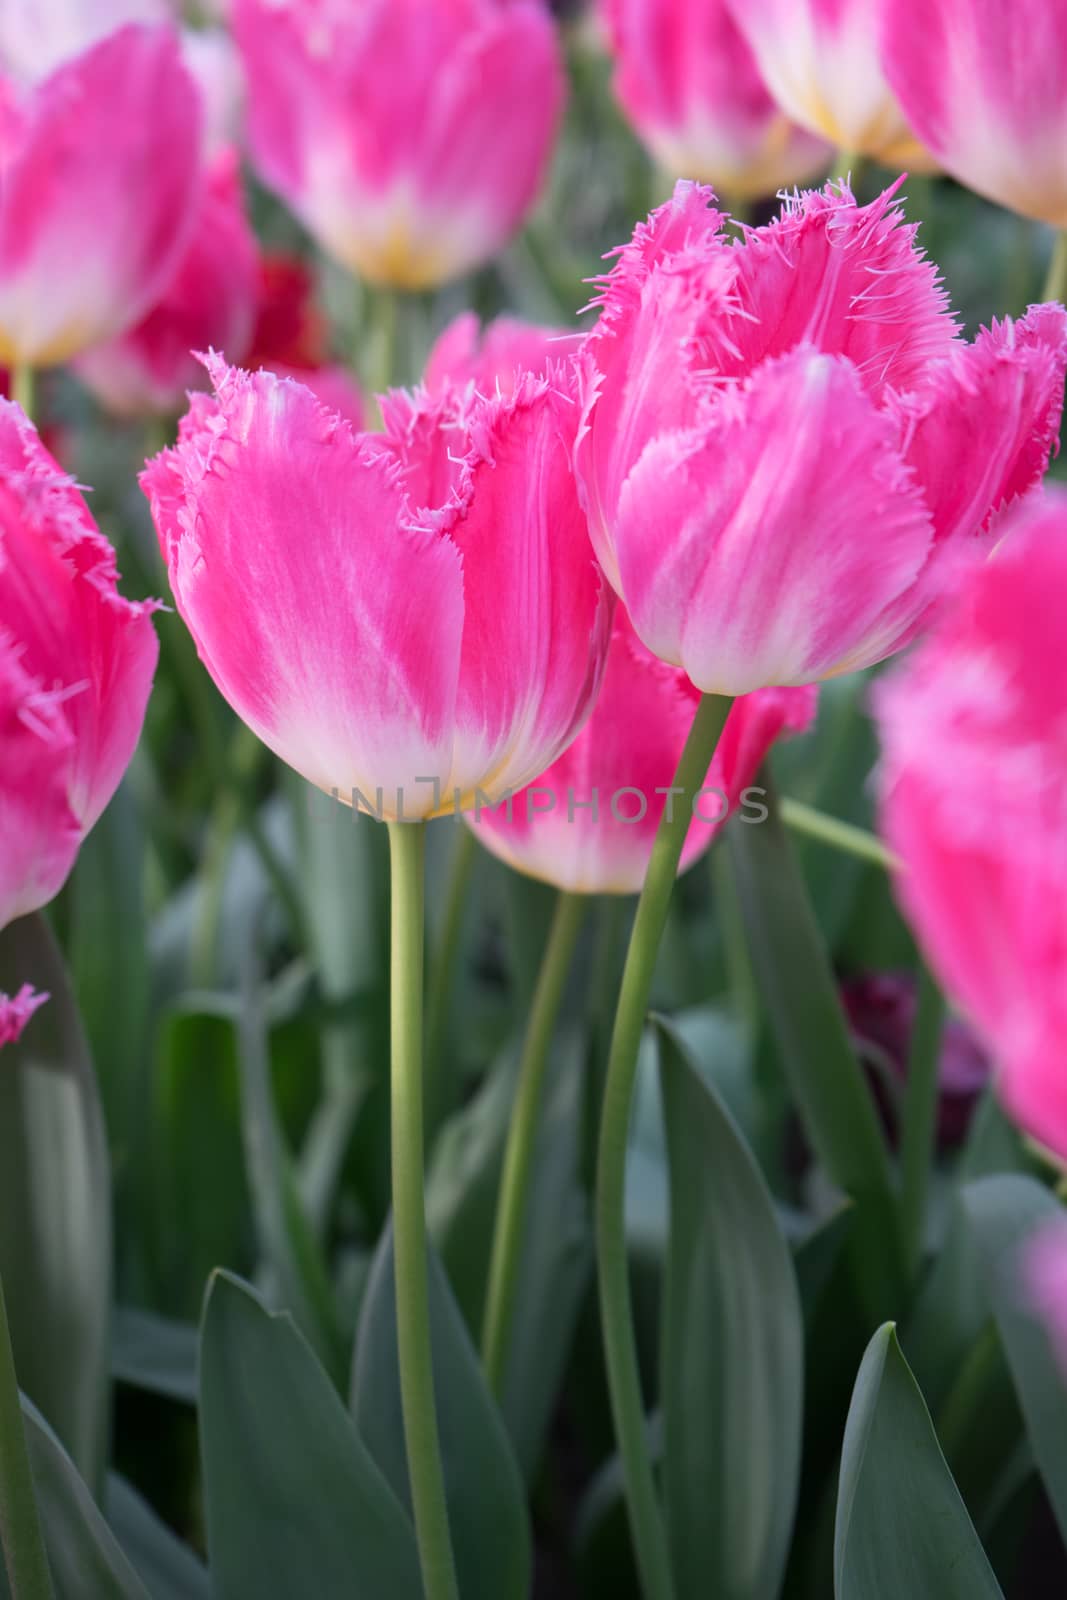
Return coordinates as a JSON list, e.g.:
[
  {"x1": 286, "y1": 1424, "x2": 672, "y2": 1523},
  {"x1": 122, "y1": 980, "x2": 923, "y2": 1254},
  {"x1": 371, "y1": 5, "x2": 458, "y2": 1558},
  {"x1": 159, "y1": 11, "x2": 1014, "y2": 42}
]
[
  {"x1": 778, "y1": 796, "x2": 900, "y2": 873},
  {"x1": 596, "y1": 692, "x2": 735, "y2": 1600},
  {"x1": 898, "y1": 964, "x2": 947, "y2": 1277},
  {"x1": 386, "y1": 820, "x2": 459, "y2": 1600},
  {"x1": 1042, "y1": 229, "x2": 1067, "y2": 304},
  {"x1": 12, "y1": 366, "x2": 34, "y2": 423},
  {"x1": 481, "y1": 889, "x2": 587, "y2": 1395}
]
